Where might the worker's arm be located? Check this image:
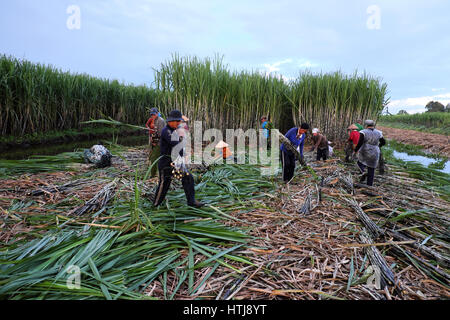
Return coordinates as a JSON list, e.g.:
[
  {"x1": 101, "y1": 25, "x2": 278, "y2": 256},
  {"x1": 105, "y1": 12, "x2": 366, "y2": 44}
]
[
  {"x1": 283, "y1": 128, "x2": 298, "y2": 148},
  {"x1": 379, "y1": 137, "x2": 386, "y2": 148},
  {"x1": 161, "y1": 128, "x2": 181, "y2": 147},
  {"x1": 145, "y1": 118, "x2": 152, "y2": 129},
  {"x1": 354, "y1": 132, "x2": 365, "y2": 153},
  {"x1": 156, "y1": 118, "x2": 166, "y2": 136},
  {"x1": 313, "y1": 135, "x2": 324, "y2": 151},
  {"x1": 298, "y1": 134, "x2": 306, "y2": 157}
]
